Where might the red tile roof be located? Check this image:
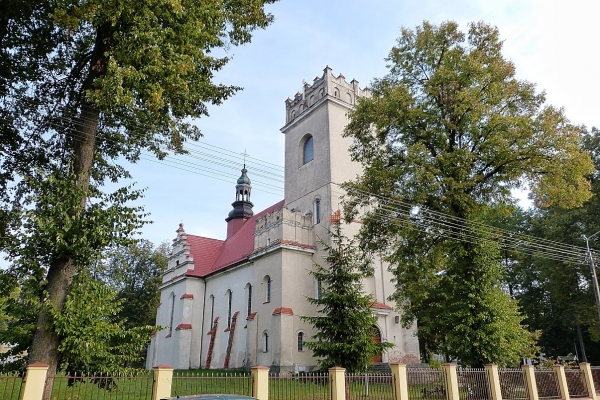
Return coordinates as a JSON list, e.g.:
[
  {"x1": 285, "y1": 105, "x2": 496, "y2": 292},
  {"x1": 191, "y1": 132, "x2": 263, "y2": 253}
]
[{"x1": 185, "y1": 200, "x2": 285, "y2": 278}]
